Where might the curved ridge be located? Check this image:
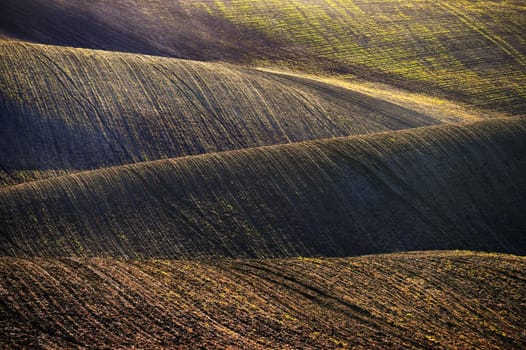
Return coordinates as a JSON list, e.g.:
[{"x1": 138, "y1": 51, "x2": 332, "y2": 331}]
[
  {"x1": 1, "y1": 0, "x2": 524, "y2": 112},
  {"x1": 0, "y1": 40, "x2": 442, "y2": 186},
  {"x1": 1, "y1": 118, "x2": 524, "y2": 258}
]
